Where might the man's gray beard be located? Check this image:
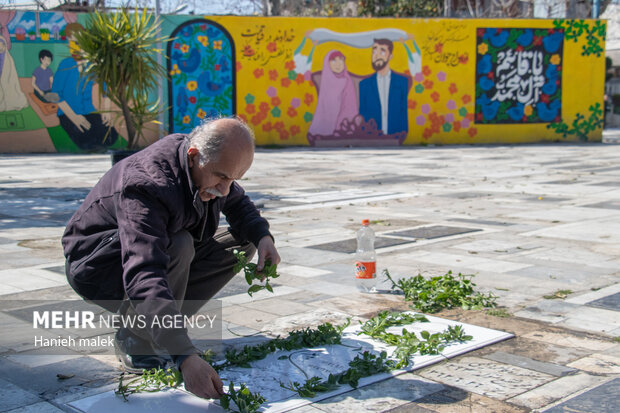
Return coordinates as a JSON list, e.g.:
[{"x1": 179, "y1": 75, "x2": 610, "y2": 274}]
[{"x1": 372, "y1": 59, "x2": 388, "y2": 71}]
